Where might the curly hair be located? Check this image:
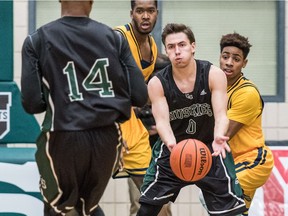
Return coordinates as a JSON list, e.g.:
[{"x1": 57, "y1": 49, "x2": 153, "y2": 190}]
[{"x1": 220, "y1": 32, "x2": 252, "y2": 59}]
